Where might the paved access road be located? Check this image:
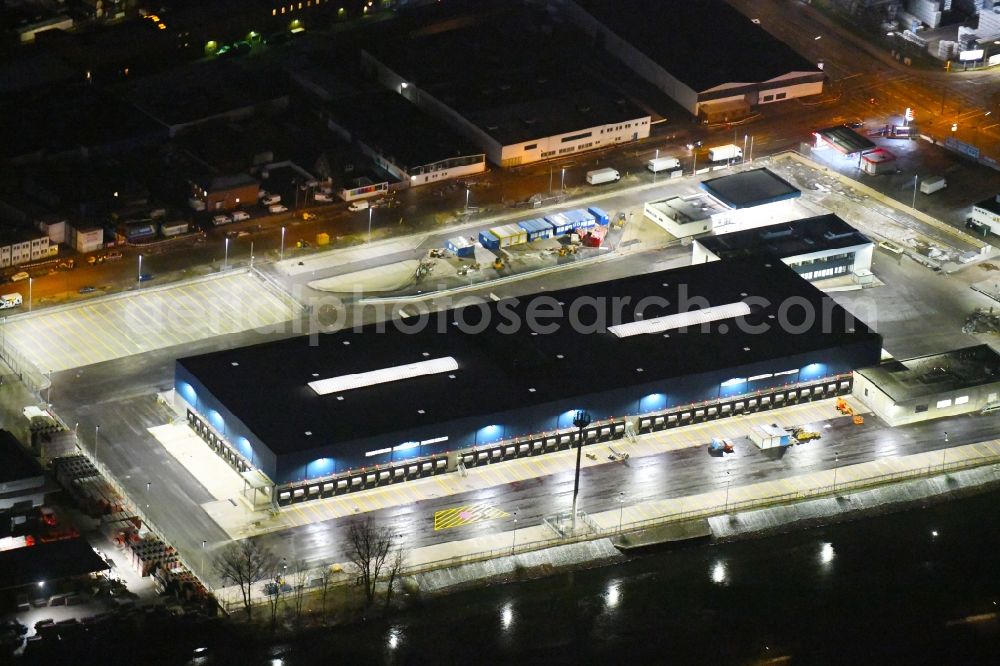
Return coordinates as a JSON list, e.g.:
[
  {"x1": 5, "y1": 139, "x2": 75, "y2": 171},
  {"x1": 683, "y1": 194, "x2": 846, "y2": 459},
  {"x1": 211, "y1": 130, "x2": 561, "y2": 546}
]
[{"x1": 246, "y1": 406, "x2": 1000, "y2": 574}]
